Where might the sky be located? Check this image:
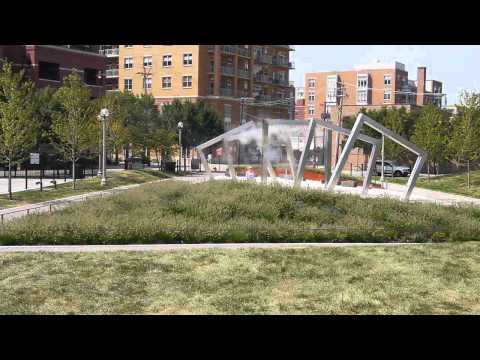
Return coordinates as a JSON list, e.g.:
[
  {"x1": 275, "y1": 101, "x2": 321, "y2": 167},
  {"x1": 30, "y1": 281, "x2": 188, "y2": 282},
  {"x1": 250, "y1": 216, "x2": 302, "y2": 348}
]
[{"x1": 290, "y1": 45, "x2": 480, "y2": 106}]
